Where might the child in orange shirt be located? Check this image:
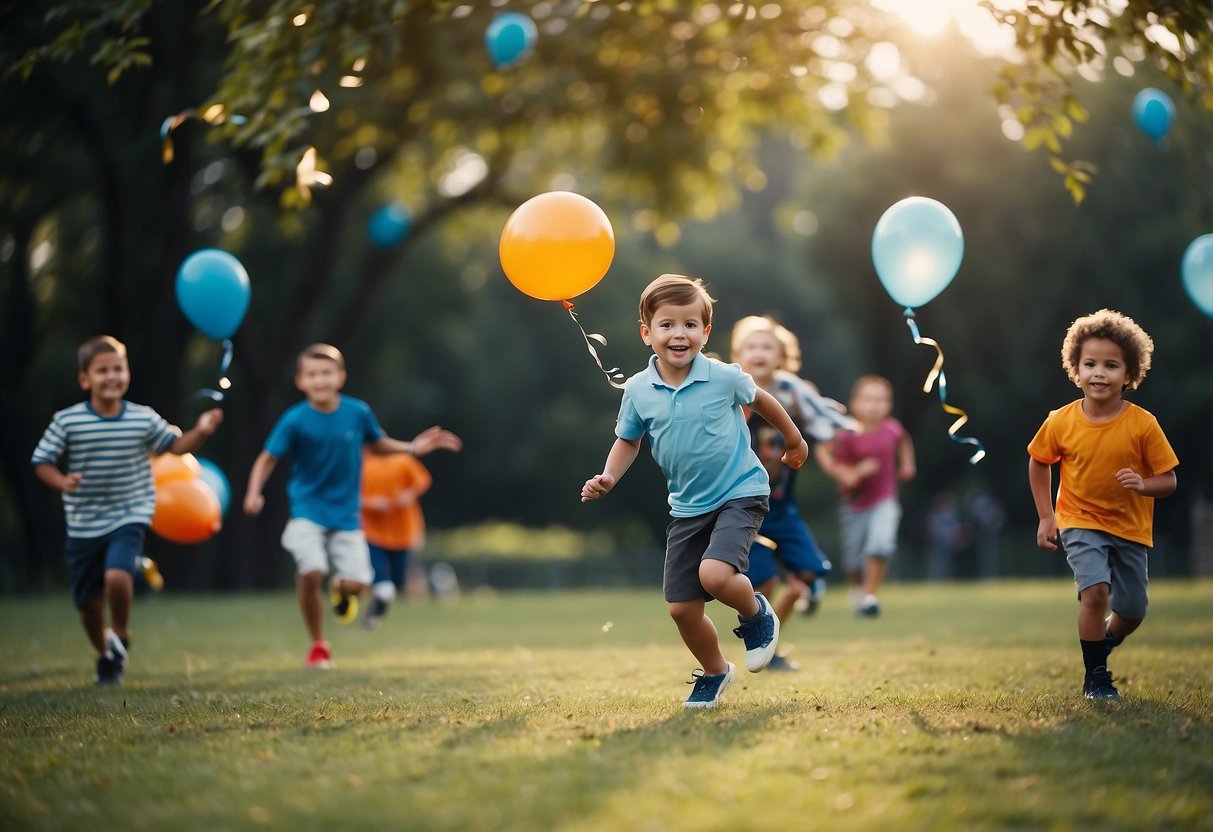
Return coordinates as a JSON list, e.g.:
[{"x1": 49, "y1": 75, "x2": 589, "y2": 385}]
[
  {"x1": 1028, "y1": 309, "x2": 1178, "y2": 700},
  {"x1": 360, "y1": 449, "x2": 432, "y2": 629}
]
